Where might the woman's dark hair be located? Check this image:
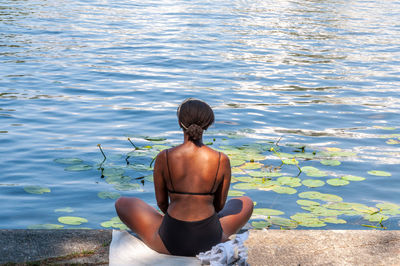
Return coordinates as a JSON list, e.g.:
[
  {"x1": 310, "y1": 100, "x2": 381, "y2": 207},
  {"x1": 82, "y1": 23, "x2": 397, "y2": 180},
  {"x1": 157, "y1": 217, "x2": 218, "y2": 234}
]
[{"x1": 177, "y1": 98, "x2": 214, "y2": 141}]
